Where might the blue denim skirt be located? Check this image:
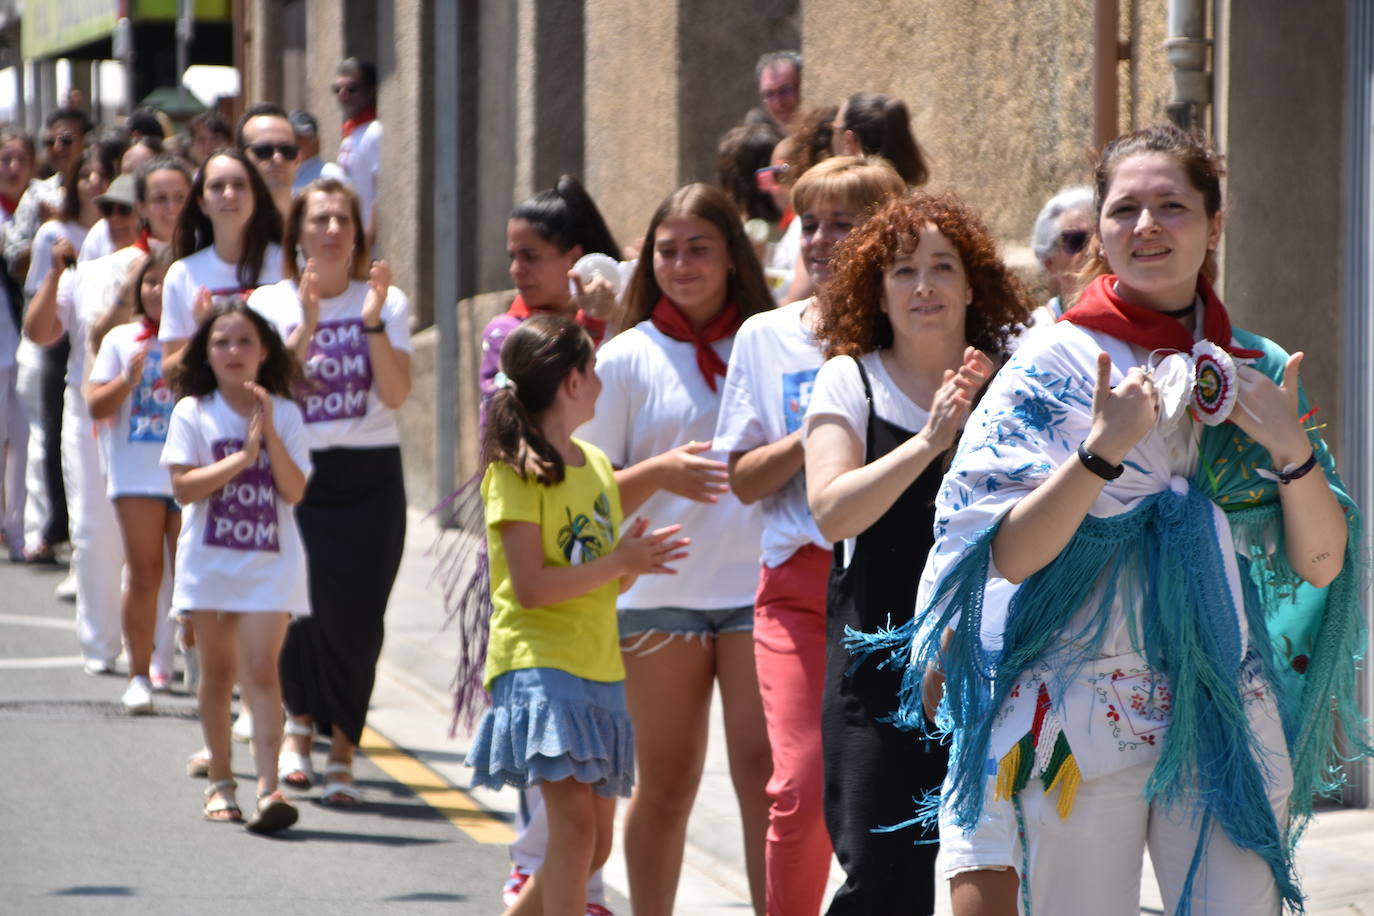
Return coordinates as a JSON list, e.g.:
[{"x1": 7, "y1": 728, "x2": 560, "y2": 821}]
[{"x1": 466, "y1": 667, "x2": 634, "y2": 799}]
